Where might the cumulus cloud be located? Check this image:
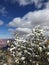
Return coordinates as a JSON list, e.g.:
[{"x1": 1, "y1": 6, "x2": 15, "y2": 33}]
[
  {"x1": 16, "y1": 27, "x2": 31, "y2": 33},
  {"x1": 8, "y1": 0, "x2": 49, "y2": 37},
  {"x1": 0, "y1": 20, "x2": 4, "y2": 25},
  {"x1": 8, "y1": 27, "x2": 31, "y2": 36},
  {"x1": 23, "y1": 9, "x2": 49, "y2": 26},
  {"x1": 16, "y1": 27, "x2": 32, "y2": 37},
  {"x1": 8, "y1": 9, "x2": 49, "y2": 28},
  {"x1": 8, "y1": 8, "x2": 49, "y2": 36},
  {"x1": 8, "y1": 18, "x2": 22, "y2": 27},
  {"x1": 8, "y1": 17, "x2": 31, "y2": 28}
]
